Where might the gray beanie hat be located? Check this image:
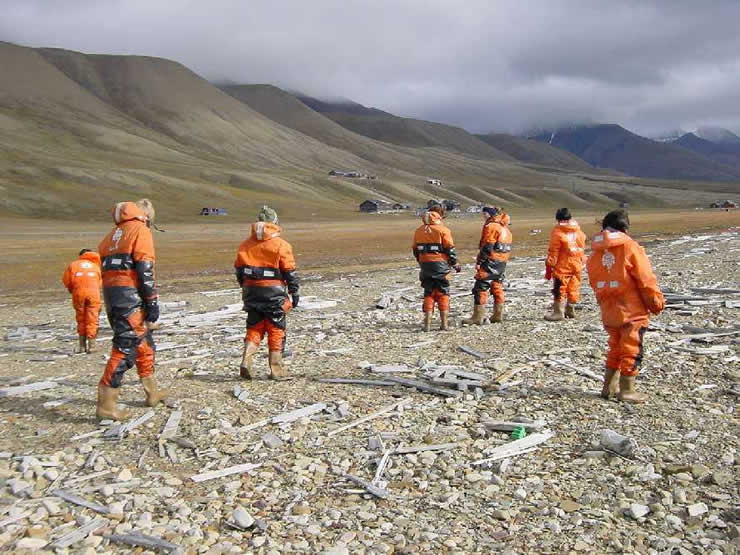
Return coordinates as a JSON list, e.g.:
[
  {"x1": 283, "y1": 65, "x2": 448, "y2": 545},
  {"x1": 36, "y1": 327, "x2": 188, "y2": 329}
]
[{"x1": 258, "y1": 205, "x2": 278, "y2": 224}]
